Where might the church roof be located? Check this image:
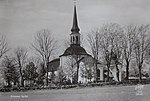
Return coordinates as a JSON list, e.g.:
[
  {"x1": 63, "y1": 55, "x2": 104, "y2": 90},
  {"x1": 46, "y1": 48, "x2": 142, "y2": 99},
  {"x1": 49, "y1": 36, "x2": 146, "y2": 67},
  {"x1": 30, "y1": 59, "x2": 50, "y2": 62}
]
[
  {"x1": 60, "y1": 44, "x2": 89, "y2": 56},
  {"x1": 47, "y1": 58, "x2": 60, "y2": 72}
]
